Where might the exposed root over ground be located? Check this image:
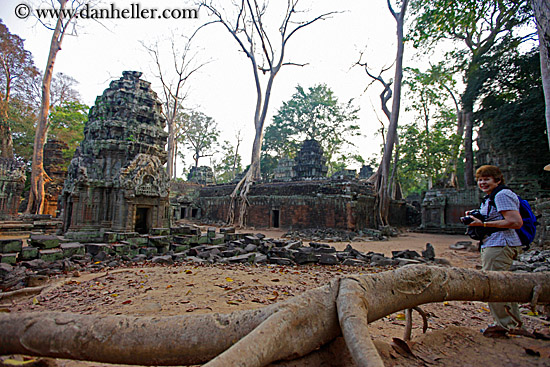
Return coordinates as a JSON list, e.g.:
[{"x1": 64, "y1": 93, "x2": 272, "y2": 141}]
[{"x1": 1, "y1": 265, "x2": 550, "y2": 366}]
